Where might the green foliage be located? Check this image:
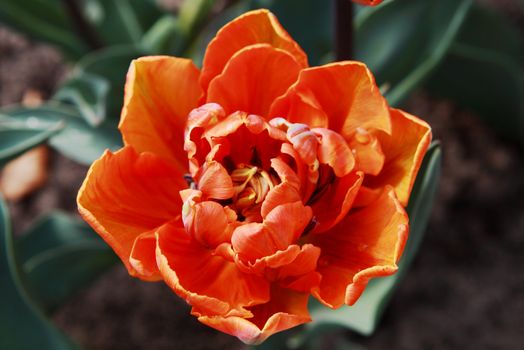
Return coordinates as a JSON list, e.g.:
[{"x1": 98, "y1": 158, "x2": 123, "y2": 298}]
[
  {"x1": 355, "y1": 0, "x2": 473, "y2": 106},
  {"x1": 2, "y1": 104, "x2": 121, "y2": 166},
  {"x1": 0, "y1": 114, "x2": 63, "y2": 167},
  {"x1": 0, "y1": 197, "x2": 78, "y2": 350},
  {"x1": 425, "y1": 4, "x2": 524, "y2": 141},
  {"x1": 308, "y1": 143, "x2": 442, "y2": 336},
  {"x1": 0, "y1": 0, "x2": 89, "y2": 59},
  {"x1": 16, "y1": 212, "x2": 117, "y2": 313}
]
